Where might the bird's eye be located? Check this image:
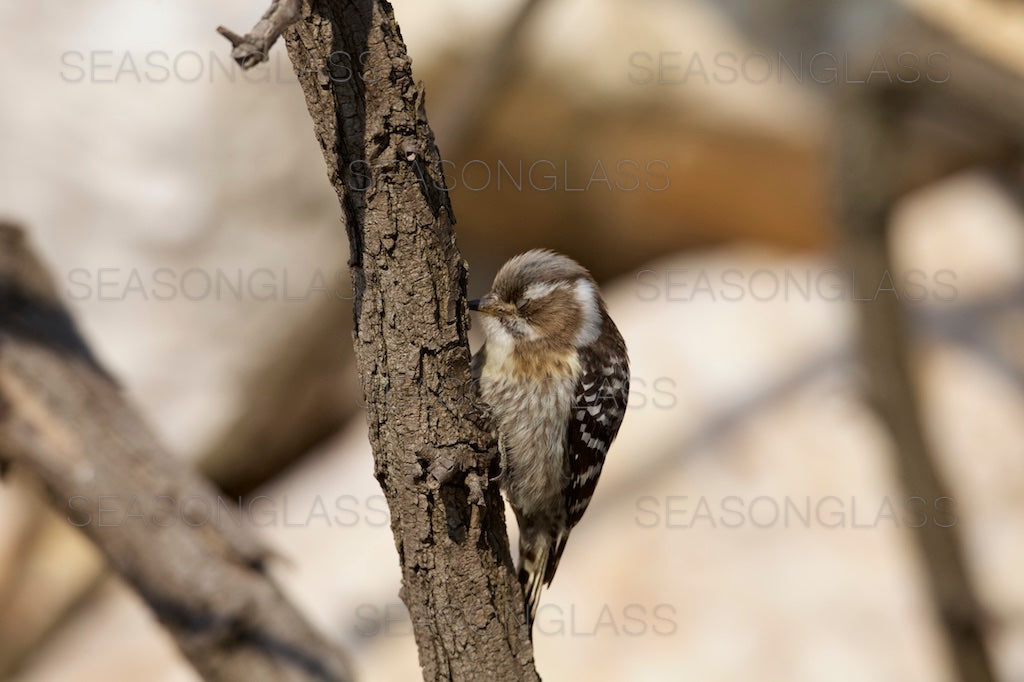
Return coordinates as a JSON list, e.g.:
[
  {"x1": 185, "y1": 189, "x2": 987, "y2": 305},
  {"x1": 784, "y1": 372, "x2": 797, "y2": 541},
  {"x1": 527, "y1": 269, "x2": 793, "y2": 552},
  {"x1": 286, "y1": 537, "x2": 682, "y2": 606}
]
[{"x1": 516, "y1": 298, "x2": 528, "y2": 311}]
